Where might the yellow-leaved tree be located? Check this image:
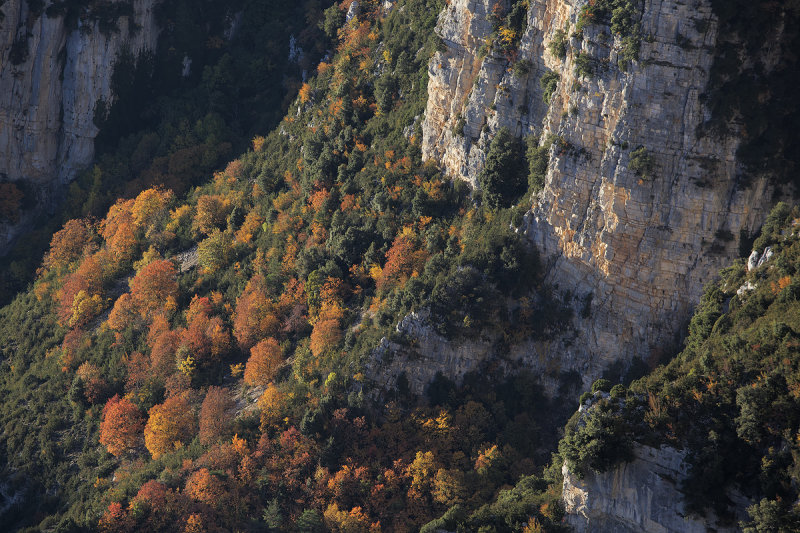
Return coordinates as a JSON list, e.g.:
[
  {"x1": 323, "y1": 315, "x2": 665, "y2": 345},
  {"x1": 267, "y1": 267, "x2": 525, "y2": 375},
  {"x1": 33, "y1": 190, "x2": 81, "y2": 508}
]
[{"x1": 144, "y1": 394, "x2": 196, "y2": 459}]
